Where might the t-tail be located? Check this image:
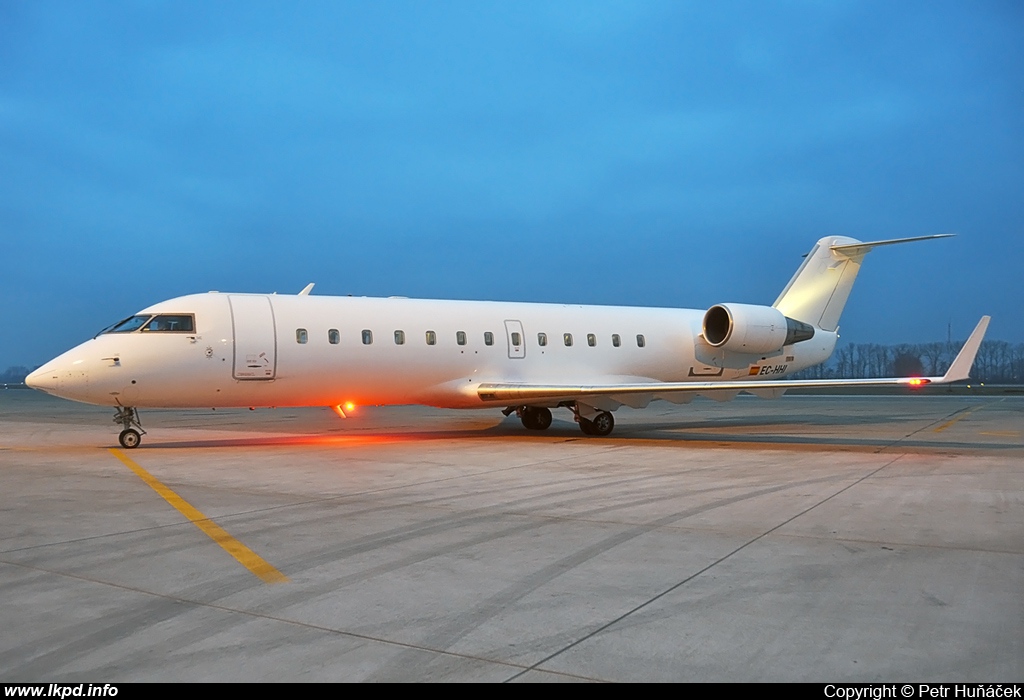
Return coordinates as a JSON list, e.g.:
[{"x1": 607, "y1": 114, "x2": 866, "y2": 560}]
[{"x1": 773, "y1": 234, "x2": 954, "y2": 331}]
